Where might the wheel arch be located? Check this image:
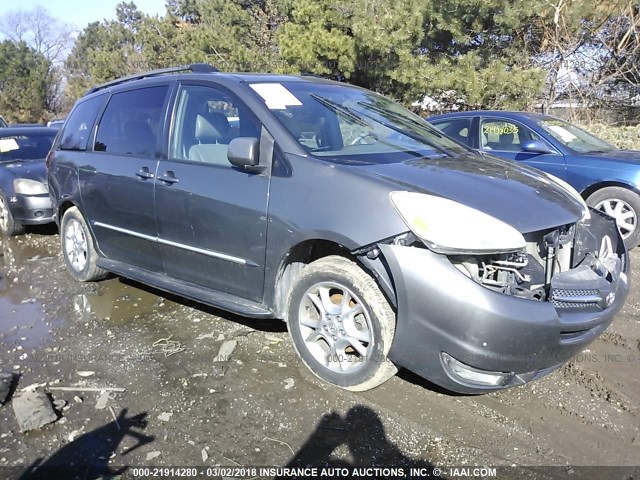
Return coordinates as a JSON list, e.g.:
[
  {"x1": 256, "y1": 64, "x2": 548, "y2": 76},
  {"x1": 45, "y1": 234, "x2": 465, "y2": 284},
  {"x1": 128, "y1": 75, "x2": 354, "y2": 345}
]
[
  {"x1": 272, "y1": 238, "x2": 397, "y2": 319},
  {"x1": 581, "y1": 181, "x2": 640, "y2": 200},
  {"x1": 57, "y1": 199, "x2": 81, "y2": 226}
]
